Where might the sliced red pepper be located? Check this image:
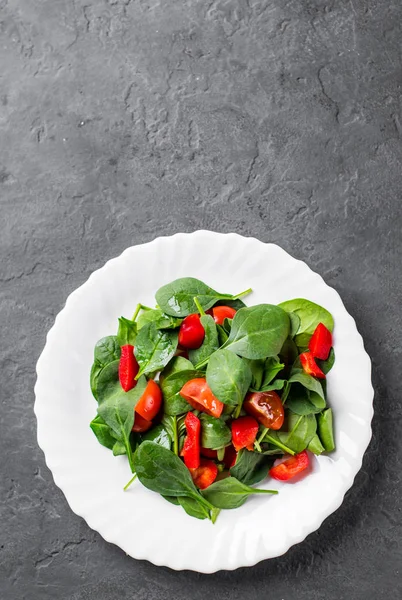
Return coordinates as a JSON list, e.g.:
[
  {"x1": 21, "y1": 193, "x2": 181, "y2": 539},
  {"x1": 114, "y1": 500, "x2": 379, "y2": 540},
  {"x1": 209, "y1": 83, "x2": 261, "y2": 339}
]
[
  {"x1": 300, "y1": 351, "x2": 326, "y2": 379},
  {"x1": 182, "y1": 412, "x2": 201, "y2": 469},
  {"x1": 231, "y1": 416, "x2": 259, "y2": 451},
  {"x1": 243, "y1": 391, "x2": 284, "y2": 430},
  {"x1": 178, "y1": 314, "x2": 205, "y2": 349},
  {"x1": 308, "y1": 323, "x2": 332, "y2": 360},
  {"x1": 210, "y1": 305, "x2": 237, "y2": 325},
  {"x1": 189, "y1": 459, "x2": 218, "y2": 489},
  {"x1": 223, "y1": 444, "x2": 237, "y2": 469},
  {"x1": 119, "y1": 345, "x2": 139, "y2": 392},
  {"x1": 269, "y1": 450, "x2": 309, "y2": 481},
  {"x1": 132, "y1": 412, "x2": 152, "y2": 433},
  {"x1": 180, "y1": 378, "x2": 224, "y2": 418},
  {"x1": 200, "y1": 447, "x2": 218, "y2": 459}
]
